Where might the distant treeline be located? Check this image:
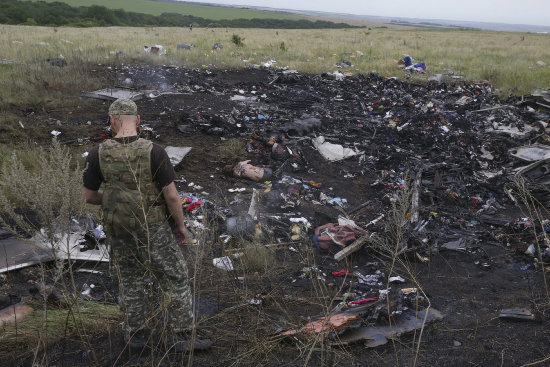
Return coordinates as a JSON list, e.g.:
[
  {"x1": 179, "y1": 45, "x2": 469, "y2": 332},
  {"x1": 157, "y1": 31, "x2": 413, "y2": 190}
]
[{"x1": 0, "y1": 0, "x2": 359, "y2": 28}]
